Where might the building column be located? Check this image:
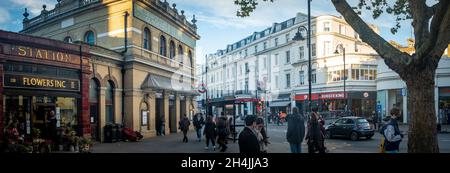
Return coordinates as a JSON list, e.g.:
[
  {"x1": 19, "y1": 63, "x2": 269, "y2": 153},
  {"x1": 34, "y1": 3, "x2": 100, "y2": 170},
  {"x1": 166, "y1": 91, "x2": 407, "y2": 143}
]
[
  {"x1": 114, "y1": 89, "x2": 123, "y2": 125},
  {"x1": 186, "y1": 96, "x2": 194, "y2": 130},
  {"x1": 163, "y1": 91, "x2": 170, "y2": 135},
  {"x1": 99, "y1": 87, "x2": 106, "y2": 142},
  {"x1": 81, "y1": 71, "x2": 91, "y2": 138},
  {"x1": 403, "y1": 92, "x2": 408, "y2": 124},
  {"x1": 385, "y1": 90, "x2": 389, "y2": 118},
  {"x1": 175, "y1": 94, "x2": 181, "y2": 132},
  {"x1": 148, "y1": 91, "x2": 157, "y2": 136},
  {"x1": 435, "y1": 86, "x2": 439, "y2": 123}
]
